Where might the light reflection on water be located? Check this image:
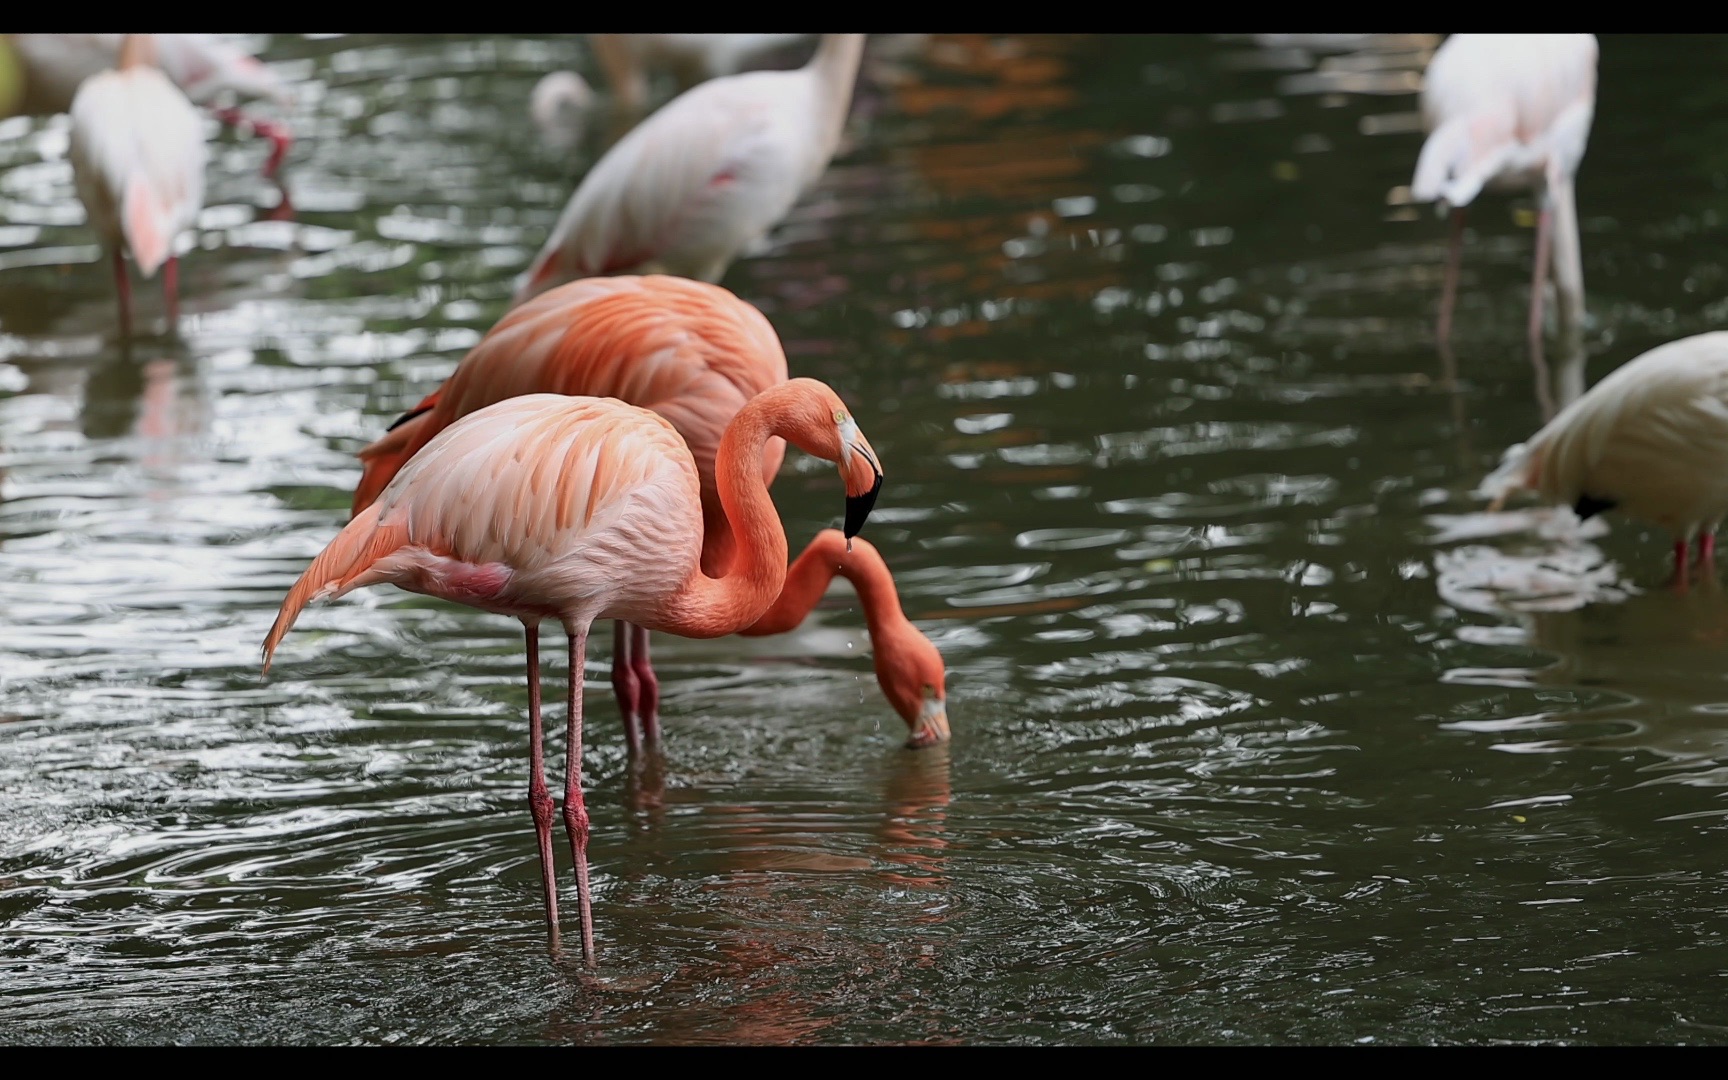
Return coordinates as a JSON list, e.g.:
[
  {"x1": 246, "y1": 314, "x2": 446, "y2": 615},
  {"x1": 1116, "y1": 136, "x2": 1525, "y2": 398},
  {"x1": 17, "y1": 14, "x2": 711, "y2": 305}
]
[{"x1": 7, "y1": 33, "x2": 1728, "y2": 1044}]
